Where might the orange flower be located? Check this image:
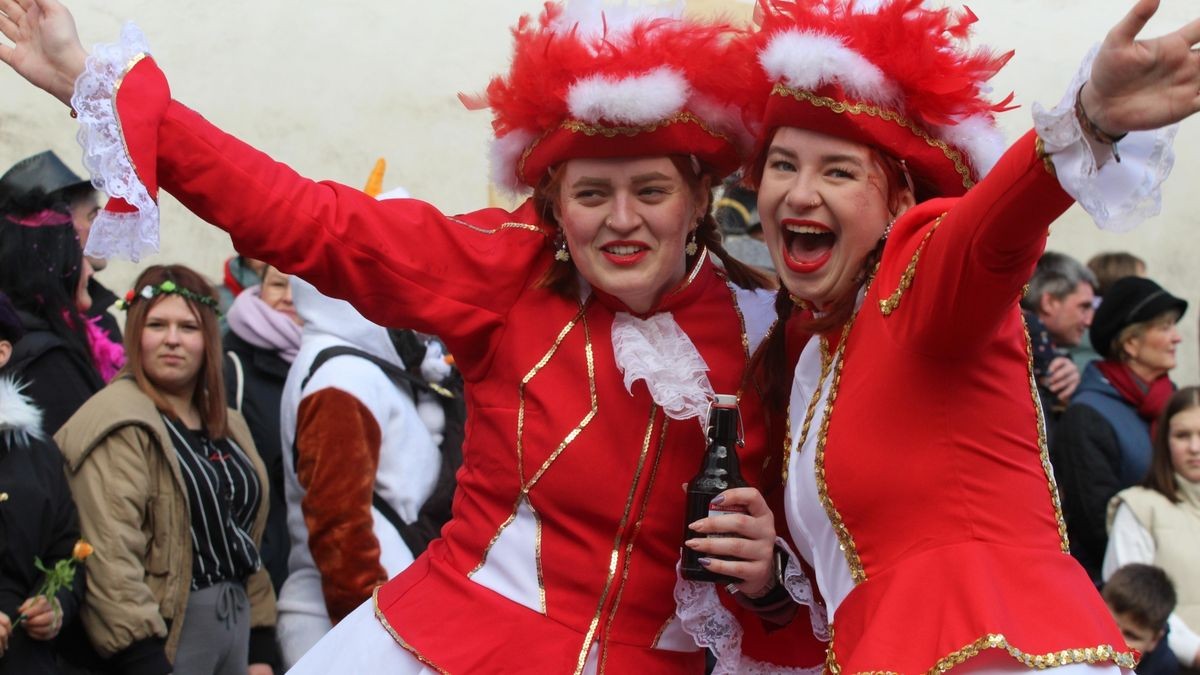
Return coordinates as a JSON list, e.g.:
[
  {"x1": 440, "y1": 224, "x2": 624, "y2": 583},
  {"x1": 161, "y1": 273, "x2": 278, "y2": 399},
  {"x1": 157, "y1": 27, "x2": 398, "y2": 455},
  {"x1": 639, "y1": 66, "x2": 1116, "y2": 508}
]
[{"x1": 72, "y1": 540, "x2": 94, "y2": 561}]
